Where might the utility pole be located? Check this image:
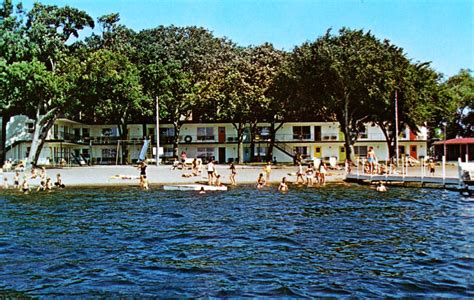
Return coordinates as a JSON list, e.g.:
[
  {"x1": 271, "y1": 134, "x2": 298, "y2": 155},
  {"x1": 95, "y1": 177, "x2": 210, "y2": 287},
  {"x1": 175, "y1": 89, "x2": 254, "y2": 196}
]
[
  {"x1": 395, "y1": 89, "x2": 399, "y2": 166},
  {"x1": 155, "y1": 96, "x2": 160, "y2": 166}
]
